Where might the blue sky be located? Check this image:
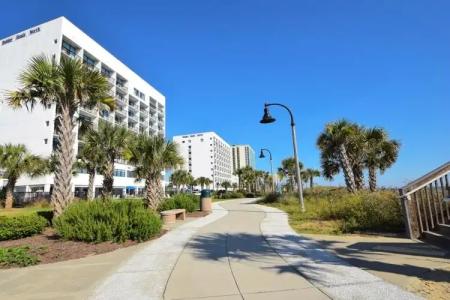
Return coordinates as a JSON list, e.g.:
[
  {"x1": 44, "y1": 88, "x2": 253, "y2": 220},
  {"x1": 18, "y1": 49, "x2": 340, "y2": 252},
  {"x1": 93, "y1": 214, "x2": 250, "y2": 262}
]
[{"x1": 1, "y1": 1, "x2": 449, "y2": 187}]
